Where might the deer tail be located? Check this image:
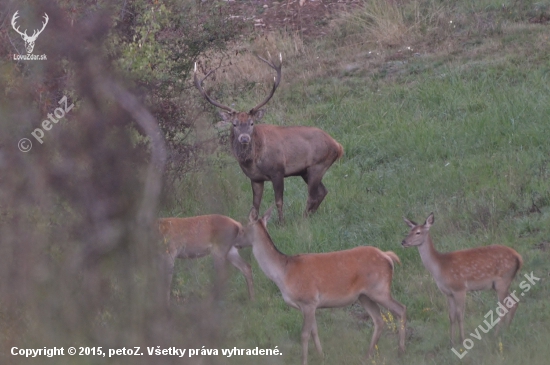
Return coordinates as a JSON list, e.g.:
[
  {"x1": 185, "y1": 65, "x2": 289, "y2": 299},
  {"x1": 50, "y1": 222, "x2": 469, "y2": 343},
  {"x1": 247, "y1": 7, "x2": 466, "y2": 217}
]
[
  {"x1": 336, "y1": 142, "x2": 344, "y2": 160},
  {"x1": 382, "y1": 250, "x2": 401, "y2": 271},
  {"x1": 514, "y1": 250, "x2": 523, "y2": 273}
]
